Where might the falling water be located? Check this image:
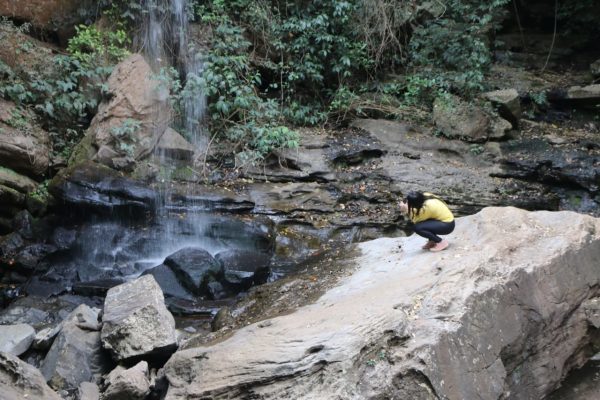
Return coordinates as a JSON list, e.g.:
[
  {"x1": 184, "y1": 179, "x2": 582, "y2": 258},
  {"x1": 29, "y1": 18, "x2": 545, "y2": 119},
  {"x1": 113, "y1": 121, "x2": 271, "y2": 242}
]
[{"x1": 135, "y1": 0, "x2": 208, "y2": 148}]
